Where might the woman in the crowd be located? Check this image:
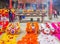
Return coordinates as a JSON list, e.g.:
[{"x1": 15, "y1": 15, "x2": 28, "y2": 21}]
[
  {"x1": 9, "y1": 9, "x2": 13, "y2": 22},
  {"x1": 53, "y1": 9, "x2": 58, "y2": 18}
]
